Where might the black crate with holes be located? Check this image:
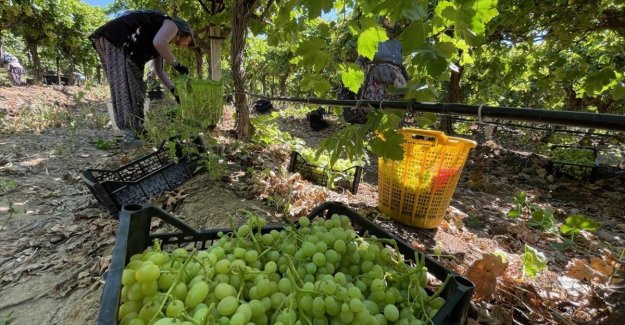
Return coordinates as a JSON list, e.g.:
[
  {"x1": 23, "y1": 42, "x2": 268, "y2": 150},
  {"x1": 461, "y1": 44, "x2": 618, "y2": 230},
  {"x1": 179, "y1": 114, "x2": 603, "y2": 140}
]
[
  {"x1": 288, "y1": 151, "x2": 363, "y2": 194},
  {"x1": 96, "y1": 202, "x2": 474, "y2": 325},
  {"x1": 548, "y1": 145, "x2": 597, "y2": 181},
  {"x1": 81, "y1": 137, "x2": 206, "y2": 214}
]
